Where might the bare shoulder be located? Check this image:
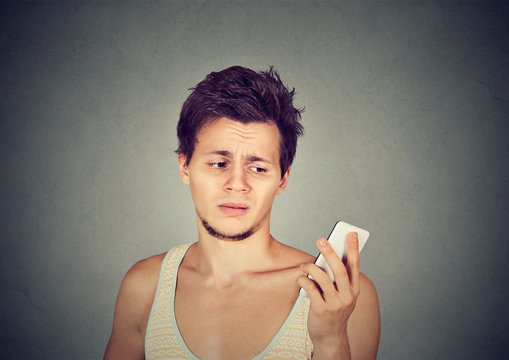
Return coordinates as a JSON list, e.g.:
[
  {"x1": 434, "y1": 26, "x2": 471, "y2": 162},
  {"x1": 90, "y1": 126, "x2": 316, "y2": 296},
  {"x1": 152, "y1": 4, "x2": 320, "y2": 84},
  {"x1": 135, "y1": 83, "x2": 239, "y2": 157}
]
[
  {"x1": 274, "y1": 241, "x2": 316, "y2": 267},
  {"x1": 113, "y1": 253, "x2": 167, "y2": 331},
  {"x1": 114, "y1": 252, "x2": 167, "y2": 314},
  {"x1": 358, "y1": 272, "x2": 379, "y2": 303},
  {"x1": 348, "y1": 272, "x2": 381, "y2": 360},
  {"x1": 103, "y1": 252, "x2": 166, "y2": 360},
  {"x1": 122, "y1": 252, "x2": 166, "y2": 296}
]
